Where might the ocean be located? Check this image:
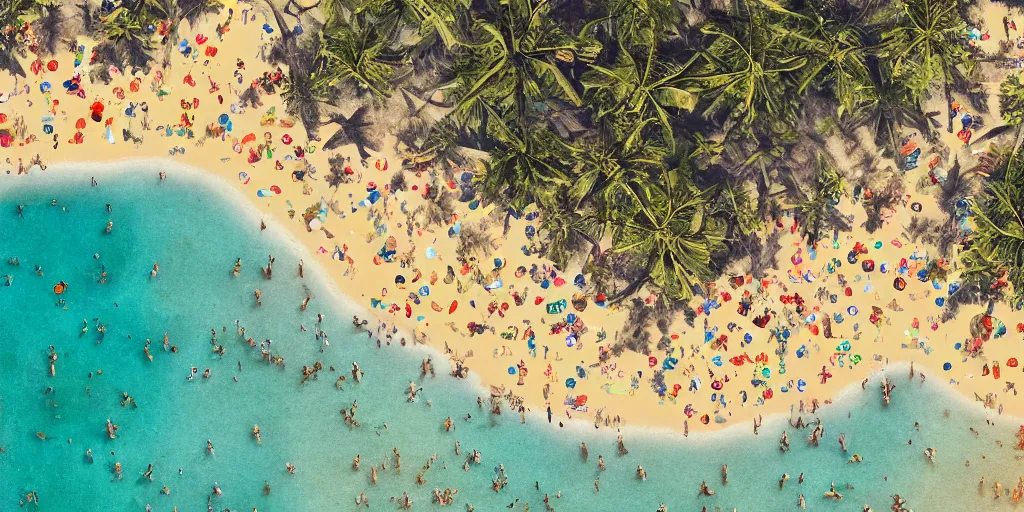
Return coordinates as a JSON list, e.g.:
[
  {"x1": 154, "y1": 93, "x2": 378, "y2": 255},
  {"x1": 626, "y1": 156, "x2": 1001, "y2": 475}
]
[{"x1": 0, "y1": 165, "x2": 1019, "y2": 512}]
